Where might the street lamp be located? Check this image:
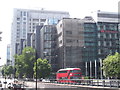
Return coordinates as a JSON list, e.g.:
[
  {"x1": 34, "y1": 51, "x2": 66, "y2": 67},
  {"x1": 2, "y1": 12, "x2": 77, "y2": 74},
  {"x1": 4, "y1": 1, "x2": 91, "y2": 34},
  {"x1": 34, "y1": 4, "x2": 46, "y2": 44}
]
[
  {"x1": 90, "y1": 61, "x2": 92, "y2": 78},
  {"x1": 85, "y1": 62, "x2": 88, "y2": 77},
  {"x1": 83, "y1": 46, "x2": 88, "y2": 77}
]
